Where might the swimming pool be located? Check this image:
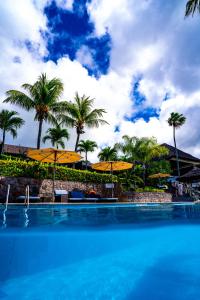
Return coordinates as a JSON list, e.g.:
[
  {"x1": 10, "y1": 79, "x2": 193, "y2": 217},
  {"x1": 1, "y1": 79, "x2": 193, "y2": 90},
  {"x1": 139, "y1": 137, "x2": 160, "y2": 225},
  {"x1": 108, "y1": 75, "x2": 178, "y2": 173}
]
[{"x1": 0, "y1": 203, "x2": 200, "y2": 299}]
